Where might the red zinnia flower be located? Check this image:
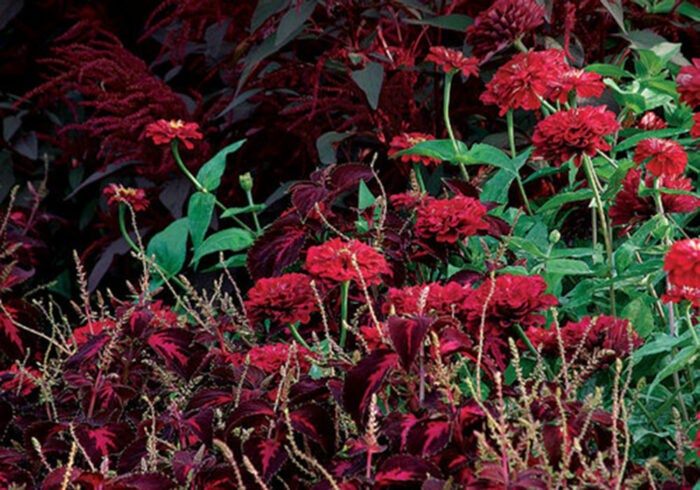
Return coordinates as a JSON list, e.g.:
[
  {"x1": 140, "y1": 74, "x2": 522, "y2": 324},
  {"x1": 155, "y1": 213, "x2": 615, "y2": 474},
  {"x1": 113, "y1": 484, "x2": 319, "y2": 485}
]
[
  {"x1": 545, "y1": 69, "x2": 605, "y2": 103},
  {"x1": 695, "y1": 413, "x2": 700, "y2": 458},
  {"x1": 636, "y1": 112, "x2": 668, "y2": 131},
  {"x1": 388, "y1": 132, "x2": 440, "y2": 167},
  {"x1": 103, "y1": 184, "x2": 149, "y2": 211},
  {"x1": 633, "y1": 138, "x2": 687, "y2": 177},
  {"x1": 664, "y1": 239, "x2": 700, "y2": 289},
  {"x1": 466, "y1": 0, "x2": 546, "y2": 60},
  {"x1": 415, "y1": 195, "x2": 488, "y2": 243},
  {"x1": 383, "y1": 282, "x2": 470, "y2": 317},
  {"x1": 390, "y1": 191, "x2": 425, "y2": 210},
  {"x1": 677, "y1": 58, "x2": 700, "y2": 108},
  {"x1": 245, "y1": 273, "x2": 318, "y2": 327},
  {"x1": 532, "y1": 105, "x2": 620, "y2": 166},
  {"x1": 228, "y1": 342, "x2": 315, "y2": 373},
  {"x1": 144, "y1": 119, "x2": 203, "y2": 149},
  {"x1": 691, "y1": 113, "x2": 700, "y2": 141},
  {"x1": 609, "y1": 169, "x2": 700, "y2": 234},
  {"x1": 305, "y1": 238, "x2": 390, "y2": 285},
  {"x1": 425, "y1": 47, "x2": 479, "y2": 78},
  {"x1": 662, "y1": 285, "x2": 700, "y2": 307},
  {"x1": 480, "y1": 50, "x2": 568, "y2": 115}
]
